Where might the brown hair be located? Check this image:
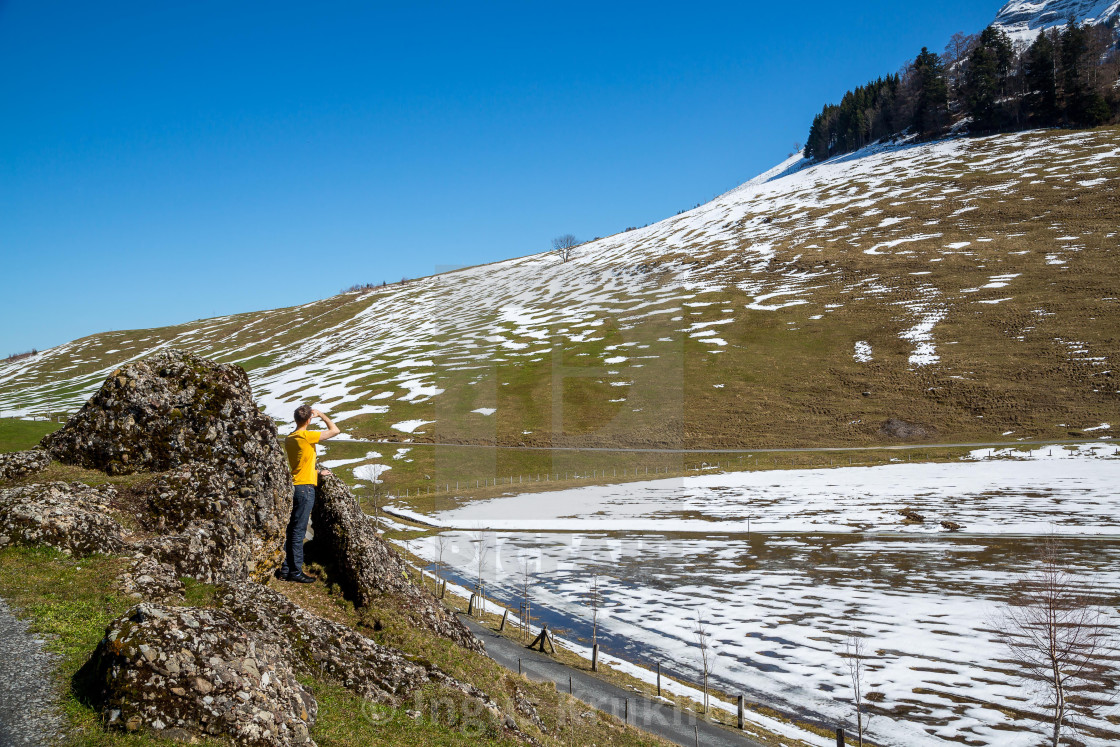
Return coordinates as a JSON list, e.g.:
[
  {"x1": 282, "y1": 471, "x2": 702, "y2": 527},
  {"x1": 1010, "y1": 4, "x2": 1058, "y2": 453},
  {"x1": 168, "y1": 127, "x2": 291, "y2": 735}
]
[{"x1": 294, "y1": 404, "x2": 312, "y2": 425}]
